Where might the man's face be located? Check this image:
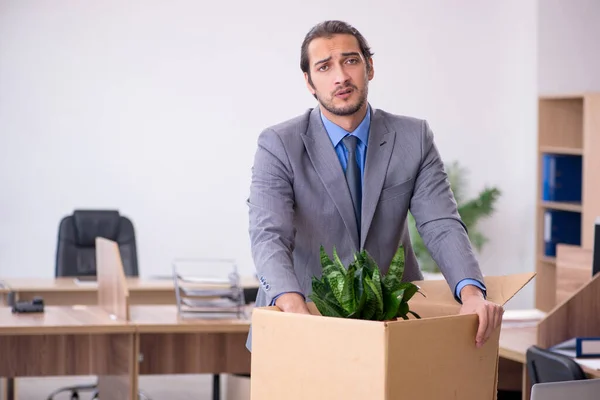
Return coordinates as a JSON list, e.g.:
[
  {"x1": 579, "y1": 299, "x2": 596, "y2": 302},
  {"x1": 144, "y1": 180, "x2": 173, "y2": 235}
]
[{"x1": 304, "y1": 34, "x2": 374, "y2": 117}]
